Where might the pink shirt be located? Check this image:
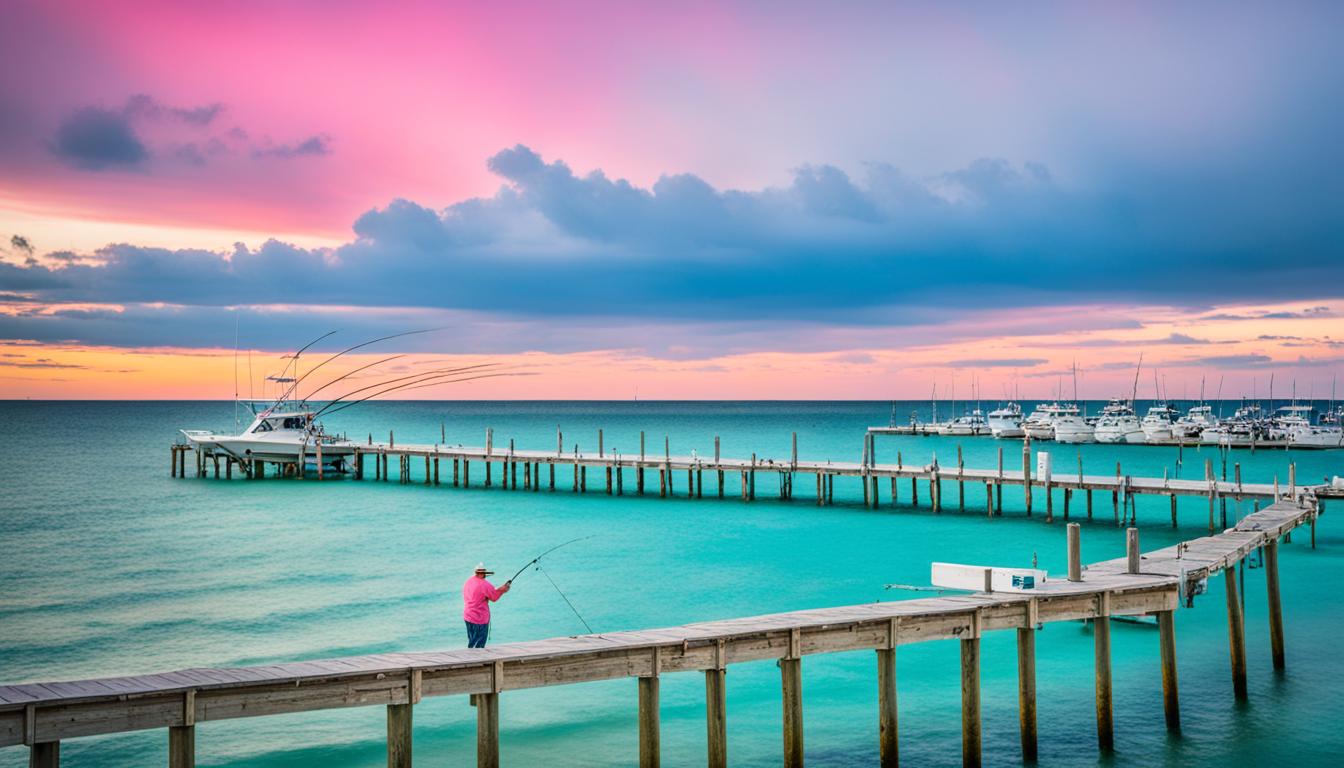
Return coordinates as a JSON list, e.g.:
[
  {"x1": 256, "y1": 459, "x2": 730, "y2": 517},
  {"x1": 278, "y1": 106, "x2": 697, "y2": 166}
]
[{"x1": 463, "y1": 575, "x2": 503, "y2": 624}]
